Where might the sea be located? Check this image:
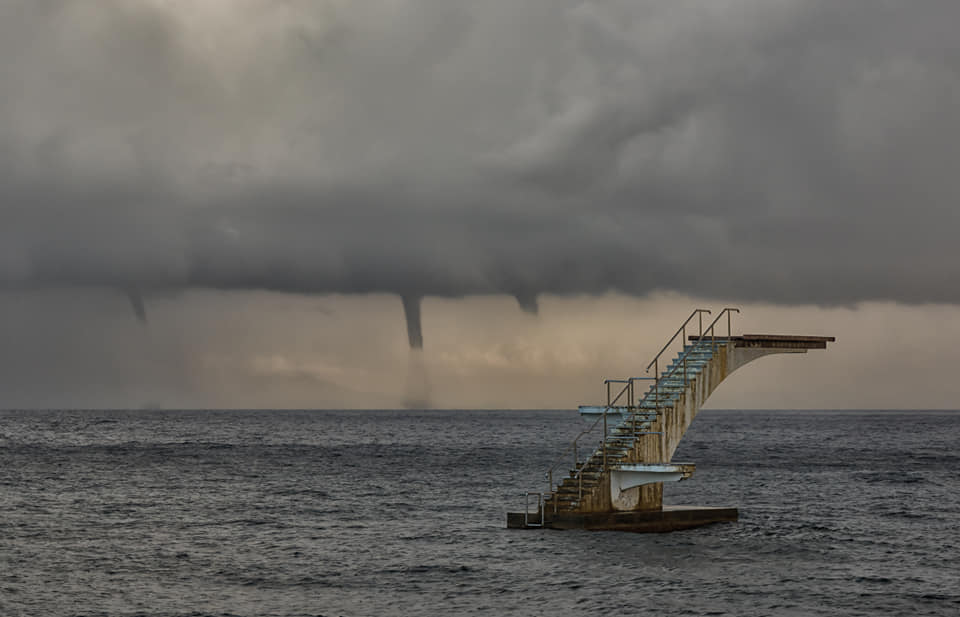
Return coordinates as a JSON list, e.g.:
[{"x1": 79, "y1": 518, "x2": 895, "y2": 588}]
[{"x1": 1, "y1": 409, "x2": 958, "y2": 617}]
